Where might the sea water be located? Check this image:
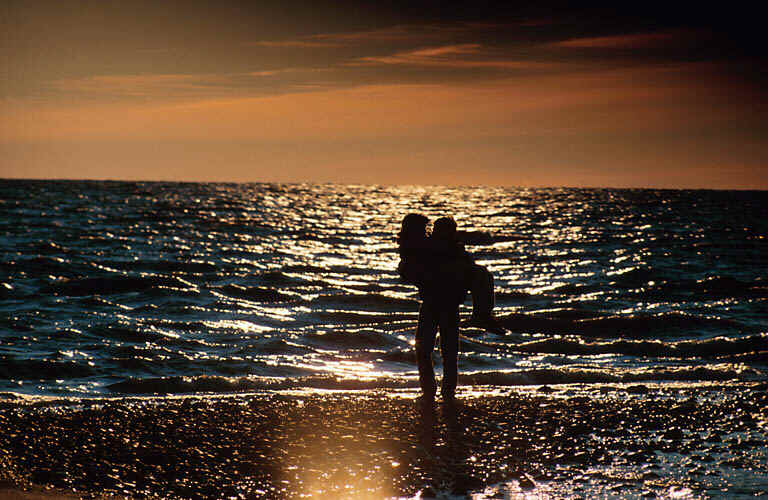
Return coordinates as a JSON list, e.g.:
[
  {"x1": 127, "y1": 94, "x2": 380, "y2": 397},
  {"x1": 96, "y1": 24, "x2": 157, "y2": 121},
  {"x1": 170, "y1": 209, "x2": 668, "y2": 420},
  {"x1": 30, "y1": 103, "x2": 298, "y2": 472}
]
[{"x1": 1, "y1": 180, "x2": 766, "y2": 397}]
